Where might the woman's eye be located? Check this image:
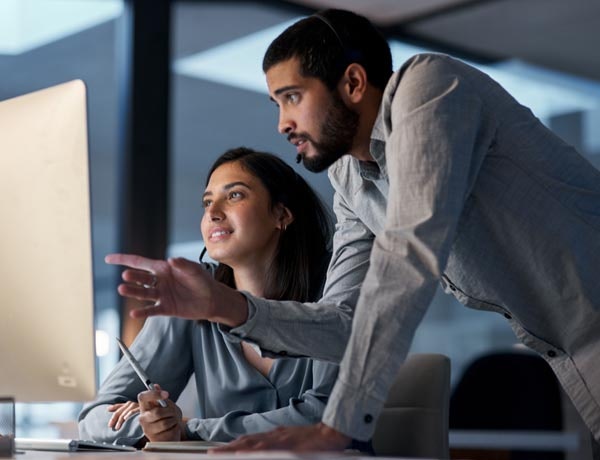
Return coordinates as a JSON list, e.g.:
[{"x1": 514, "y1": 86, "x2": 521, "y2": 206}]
[
  {"x1": 202, "y1": 200, "x2": 211, "y2": 208},
  {"x1": 287, "y1": 93, "x2": 299, "y2": 104},
  {"x1": 229, "y1": 191, "x2": 243, "y2": 200}
]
